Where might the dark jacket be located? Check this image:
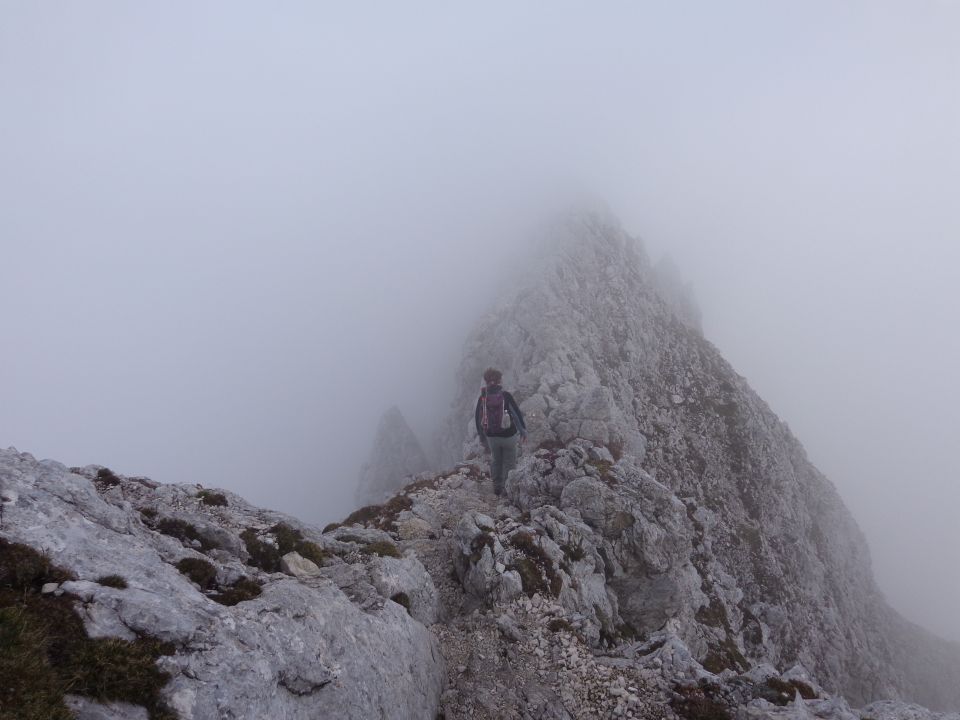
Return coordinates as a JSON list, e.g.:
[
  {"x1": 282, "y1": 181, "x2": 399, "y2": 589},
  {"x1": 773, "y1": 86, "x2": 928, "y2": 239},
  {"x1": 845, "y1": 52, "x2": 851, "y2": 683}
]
[{"x1": 475, "y1": 385, "x2": 527, "y2": 445}]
